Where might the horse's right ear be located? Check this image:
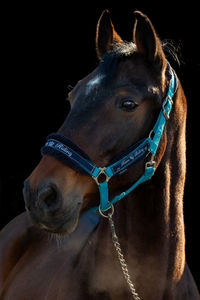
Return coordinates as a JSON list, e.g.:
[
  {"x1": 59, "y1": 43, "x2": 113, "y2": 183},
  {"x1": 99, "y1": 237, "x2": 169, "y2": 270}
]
[
  {"x1": 96, "y1": 10, "x2": 123, "y2": 60},
  {"x1": 133, "y1": 11, "x2": 166, "y2": 70}
]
